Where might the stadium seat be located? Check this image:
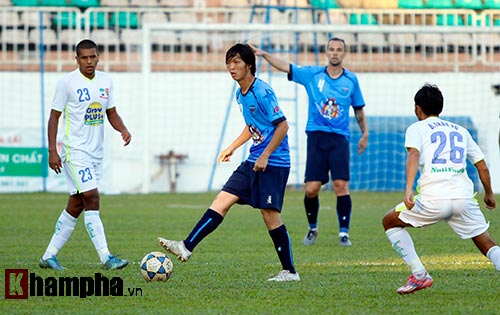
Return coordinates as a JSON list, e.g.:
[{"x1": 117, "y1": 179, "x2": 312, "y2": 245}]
[
  {"x1": 52, "y1": 11, "x2": 79, "y2": 28},
  {"x1": 484, "y1": 0, "x2": 500, "y2": 8},
  {"x1": 0, "y1": 0, "x2": 12, "y2": 5},
  {"x1": 349, "y1": 13, "x2": 377, "y2": 25},
  {"x1": 159, "y1": 0, "x2": 191, "y2": 6},
  {"x1": 110, "y1": 12, "x2": 139, "y2": 28},
  {"x1": 425, "y1": 0, "x2": 455, "y2": 8},
  {"x1": 357, "y1": 32, "x2": 388, "y2": 52},
  {"x1": 40, "y1": 0, "x2": 69, "y2": 6},
  {"x1": 363, "y1": 0, "x2": 398, "y2": 9},
  {"x1": 337, "y1": 0, "x2": 362, "y2": 8},
  {"x1": 70, "y1": 0, "x2": 100, "y2": 8},
  {"x1": 130, "y1": 0, "x2": 158, "y2": 6},
  {"x1": 387, "y1": 33, "x2": 416, "y2": 51},
  {"x1": 120, "y1": 28, "x2": 142, "y2": 47},
  {"x1": 59, "y1": 28, "x2": 84, "y2": 47},
  {"x1": 100, "y1": 0, "x2": 129, "y2": 6},
  {"x1": 455, "y1": 0, "x2": 484, "y2": 9},
  {"x1": 436, "y1": 14, "x2": 464, "y2": 25},
  {"x1": 90, "y1": 29, "x2": 120, "y2": 48},
  {"x1": 21, "y1": 10, "x2": 52, "y2": 28},
  {"x1": 0, "y1": 10, "x2": 23, "y2": 27},
  {"x1": 2, "y1": 28, "x2": 30, "y2": 46},
  {"x1": 29, "y1": 28, "x2": 58, "y2": 47},
  {"x1": 309, "y1": 0, "x2": 339, "y2": 8},
  {"x1": 12, "y1": 0, "x2": 40, "y2": 6},
  {"x1": 398, "y1": 0, "x2": 424, "y2": 8},
  {"x1": 141, "y1": 12, "x2": 168, "y2": 24}
]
